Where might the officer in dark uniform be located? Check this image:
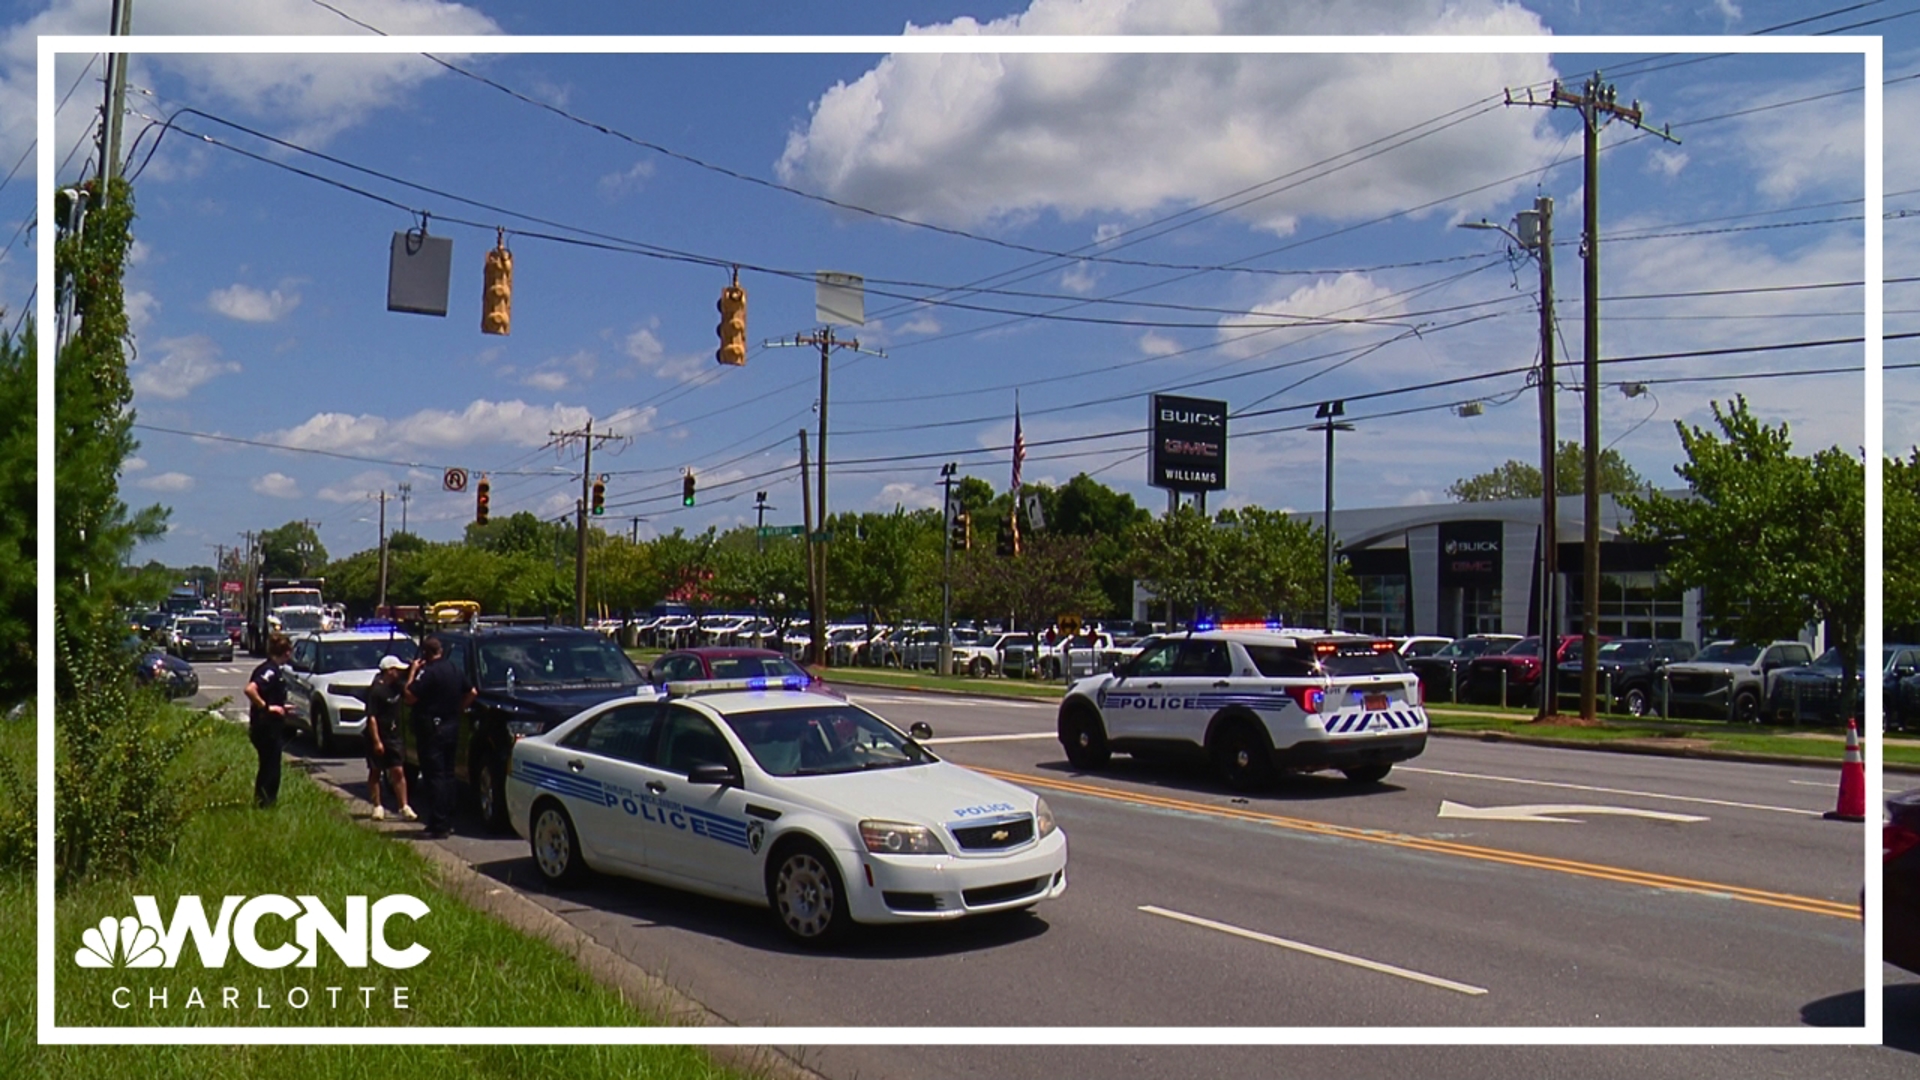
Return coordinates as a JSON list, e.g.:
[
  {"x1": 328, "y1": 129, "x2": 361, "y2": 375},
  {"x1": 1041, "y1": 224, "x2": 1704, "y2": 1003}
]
[
  {"x1": 404, "y1": 636, "x2": 474, "y2": 839},
  {"x1": 243, "y1": 633, "x2": 294, "y2": 808}
]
